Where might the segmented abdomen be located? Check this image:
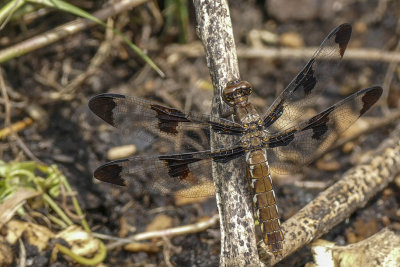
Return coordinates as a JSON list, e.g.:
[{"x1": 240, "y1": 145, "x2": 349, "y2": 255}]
[{"x1": 247, "y1": 149, "x2": 284, "y2": 253}]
